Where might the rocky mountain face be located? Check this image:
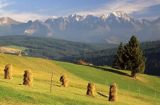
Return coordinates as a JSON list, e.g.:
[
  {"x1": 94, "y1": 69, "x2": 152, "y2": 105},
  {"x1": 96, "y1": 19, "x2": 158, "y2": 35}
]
[{"x1": 0, "y1": 11, "x2": 159, "y2": 43}]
